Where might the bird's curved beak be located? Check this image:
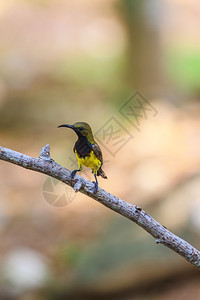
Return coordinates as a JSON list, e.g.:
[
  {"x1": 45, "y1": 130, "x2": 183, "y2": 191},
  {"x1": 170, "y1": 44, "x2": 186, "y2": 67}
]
[{"x1": 57, "y1": 124, "x2": 74, "y2": 130}]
